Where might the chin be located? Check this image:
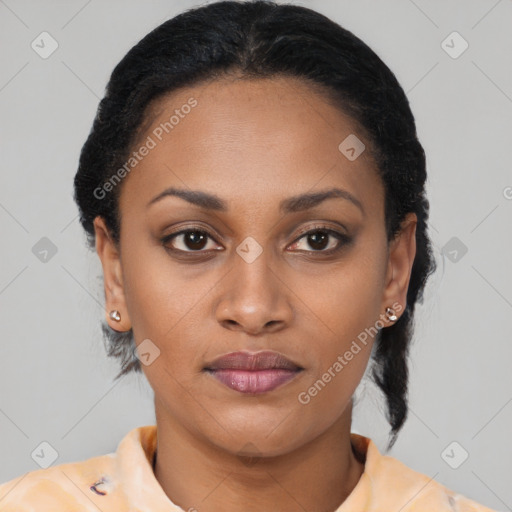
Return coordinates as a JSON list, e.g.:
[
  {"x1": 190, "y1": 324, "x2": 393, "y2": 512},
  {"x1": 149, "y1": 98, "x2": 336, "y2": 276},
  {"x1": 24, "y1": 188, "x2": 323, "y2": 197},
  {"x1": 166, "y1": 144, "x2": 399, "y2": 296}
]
[{"x1": 206, "y1": 415, "x2": 309, "y2": 457}]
